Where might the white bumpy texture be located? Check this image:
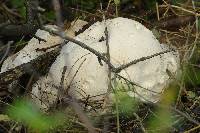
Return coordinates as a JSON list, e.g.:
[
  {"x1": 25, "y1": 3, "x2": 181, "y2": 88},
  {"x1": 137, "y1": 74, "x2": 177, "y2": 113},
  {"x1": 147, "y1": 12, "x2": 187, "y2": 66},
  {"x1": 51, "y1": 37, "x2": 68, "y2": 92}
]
[{"x1": 12, "y1": 17, "x2": 179, "y2": 111}]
